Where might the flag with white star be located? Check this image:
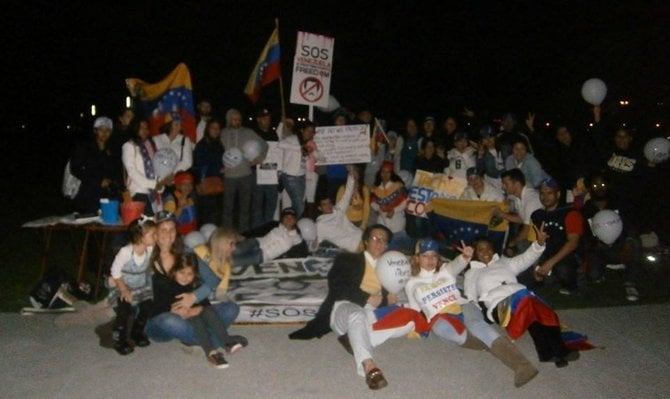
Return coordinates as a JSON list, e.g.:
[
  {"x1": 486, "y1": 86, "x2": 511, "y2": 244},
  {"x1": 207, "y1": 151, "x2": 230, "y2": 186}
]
[{"x1": 429, "y1": 198, "x2": 509, "y2": 252}]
